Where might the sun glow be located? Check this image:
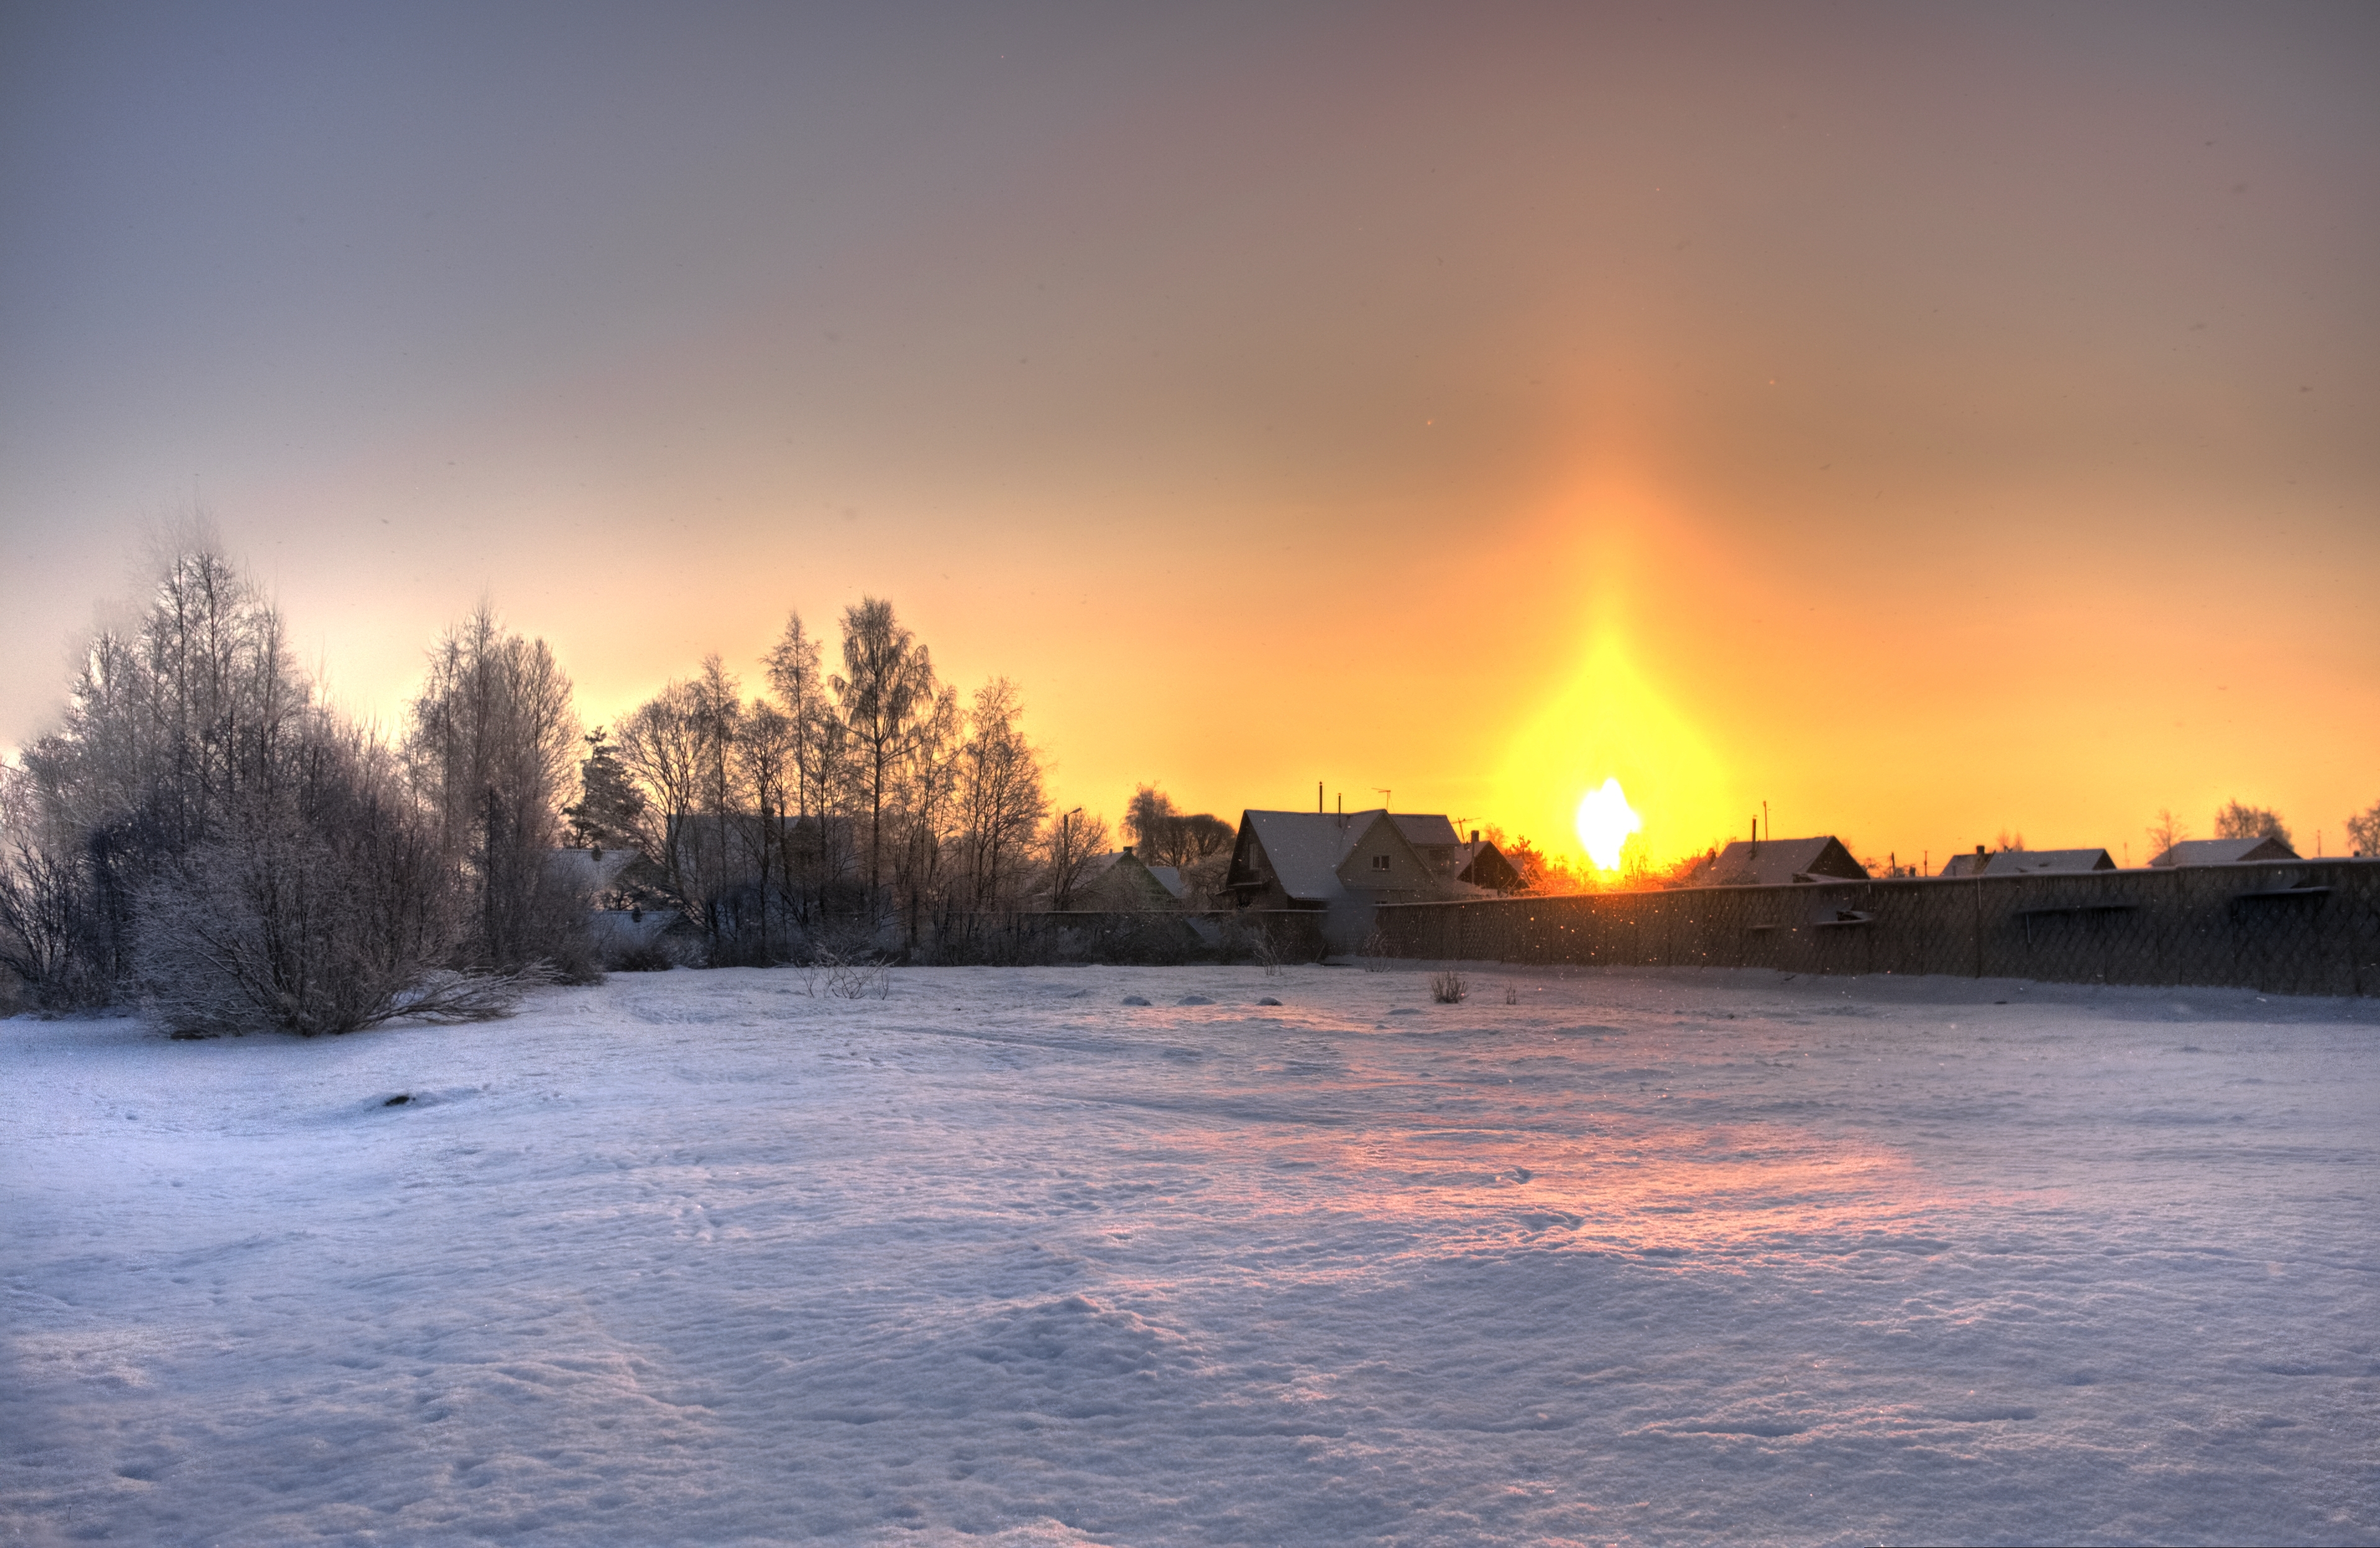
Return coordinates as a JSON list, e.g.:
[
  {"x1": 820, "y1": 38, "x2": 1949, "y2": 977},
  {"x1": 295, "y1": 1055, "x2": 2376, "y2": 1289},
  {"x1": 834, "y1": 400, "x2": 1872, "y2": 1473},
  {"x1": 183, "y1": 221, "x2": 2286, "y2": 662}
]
[
  {"x1": 1574, "y1": 777, "x2": 1643, "y2": 871},
  {"x1": 1494, "y1": 624, "x2": 1733, "y2": 873}
]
